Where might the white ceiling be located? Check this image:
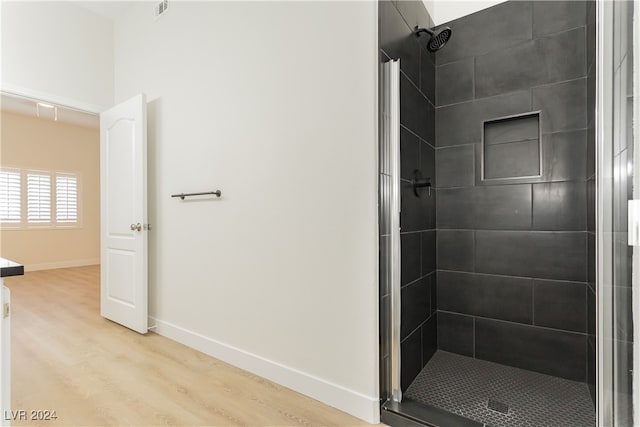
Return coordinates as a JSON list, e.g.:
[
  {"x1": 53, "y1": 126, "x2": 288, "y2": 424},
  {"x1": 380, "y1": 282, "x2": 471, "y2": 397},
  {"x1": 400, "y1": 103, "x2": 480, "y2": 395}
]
[
  {"x1": 431, "y1": 0, "x2": 508, "y2": 25},
  {"x1": 73, "y1": 1, "x2": 133, "y2": 21},
  {"x1": 1, "y1": 93, "x2": 99, "y2": 129}
]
